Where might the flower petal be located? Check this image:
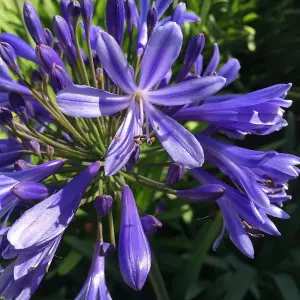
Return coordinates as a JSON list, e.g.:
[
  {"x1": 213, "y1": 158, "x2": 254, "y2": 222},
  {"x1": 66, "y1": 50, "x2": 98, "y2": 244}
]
[
  {"x1": 139, "y1": 22, "x2": 183, "y2": 90},
  {"x1": 217, "y1": 199, "x2": 254, "y2": 258},
  {"x1": 0, "y1": 33, "x2": 38, "y2": 63},
  {"x1": 156, "y1": 0, "x2": 173, "y2": 18},
  {"x1": 147, "y1": 76, "x2": 226, "y2": 106},
  {"x1": 7, "y1": 162, "x2": 100, "y2": 250},
  {"x1": 105, "y1": 108, "x2": 136, "y2": 176},
  {"x1": 203, "y1": 44, "x2": 220, "y2": 76},
  {"x1": 57, "y1": 85, "x2": 132, "y2": 117},
  {"x1": 96, "y1": 31, "x2": 137, "y2": 94},
  {"x1": 145, "y1": 102, "x2": 204, "y2": 168},
  {"x1": 218, "y1": 58, "x2": 240, "y2": 86}
]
